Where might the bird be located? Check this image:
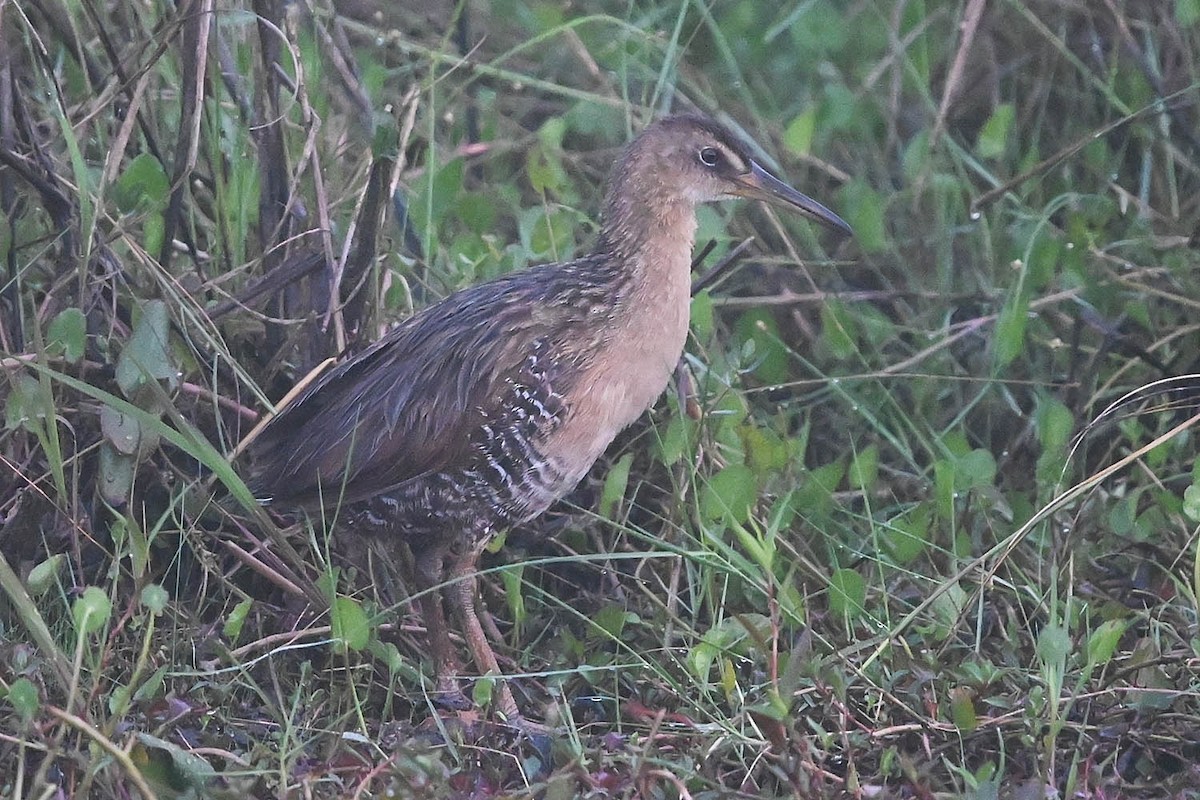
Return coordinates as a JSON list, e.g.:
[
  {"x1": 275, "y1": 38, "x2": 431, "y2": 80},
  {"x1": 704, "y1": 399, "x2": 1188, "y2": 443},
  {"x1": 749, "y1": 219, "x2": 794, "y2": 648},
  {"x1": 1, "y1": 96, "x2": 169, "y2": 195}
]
[{"x1": 243, "y1": 114, "x2": 852, "y2": 724}]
